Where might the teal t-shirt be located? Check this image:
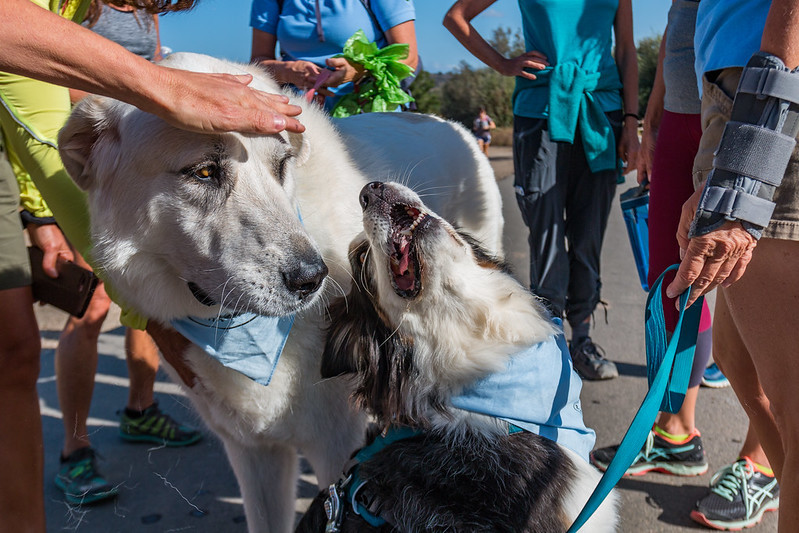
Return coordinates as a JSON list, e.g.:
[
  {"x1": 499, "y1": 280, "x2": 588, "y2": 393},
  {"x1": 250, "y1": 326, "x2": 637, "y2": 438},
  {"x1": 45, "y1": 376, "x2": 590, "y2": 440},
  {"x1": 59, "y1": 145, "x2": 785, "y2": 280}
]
[
  {"x1": 513, "y1": 0, "x2": 622, "y2": 118},
  {"x1": 513, "y1": 0, "x2": 623, "y2": 172}
]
